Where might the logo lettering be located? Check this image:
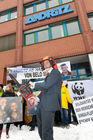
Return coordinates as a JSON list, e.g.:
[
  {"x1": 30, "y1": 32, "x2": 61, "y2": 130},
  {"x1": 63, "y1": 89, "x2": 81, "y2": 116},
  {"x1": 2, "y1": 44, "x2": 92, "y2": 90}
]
[{"x1": 25, "y1": 4, "x2": 74, "y2": 25}]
